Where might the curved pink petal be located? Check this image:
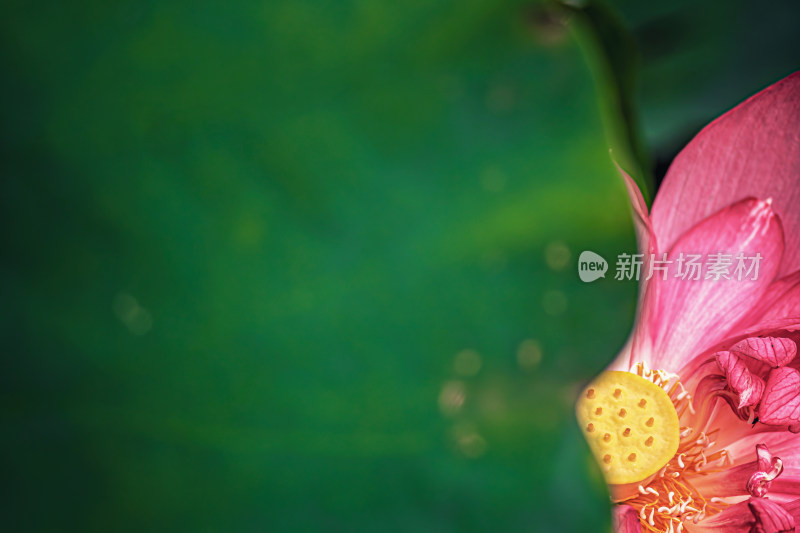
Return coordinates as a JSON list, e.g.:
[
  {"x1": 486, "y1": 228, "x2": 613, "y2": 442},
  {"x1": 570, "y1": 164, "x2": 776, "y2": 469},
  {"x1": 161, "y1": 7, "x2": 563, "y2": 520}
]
[
  {"x1": 707, "y1": 419, "x2": 800, "y2": 470},
  {"x1": 616, "y1": 162, "x2": 656, "y2": 258},
  {"x1": 760, "y1": 367, "x2": 800, "y2": 425},
  {"x1": 757, "y1": 271, "x2": 800, "y2": 324},
  {"x1": 694, "y1": 498, "x2": 795, "y2": 533},
  {"x1": 731, "y1": 337, "x2": 798, "y2": 368},
  {"x1": 678, "y1": 320, "x2": 800, "y2": 394},
  {"x1": 693, "y1": 464, "x2": 800, "y2": 499},
  {"x1": 785, "y1": 497, "x2": 800, "y2": 523},
  {"x1": 612, "y1": 505, "x2": 641, "y2": 533},
  {"x1": 615, "y1": 163, "x2": 658, "y2": 369},
  {"x1": 771, "y1": 476, "x2": 800, "y2": 499},
  {"x1": 716, "y1": 350, "x2": 766, "y2": 408},
  {"x1": 706, "y1": 319, "x2": 800, "y2": 357},
  {"x1": 651, "y1": 71, "x2": 800, "y2": 277},
  {"x1": 693, "y1": 466, "x2": 800, "y2": 502},
  {"x1": 736, "y1": 270, "x2": 800, "y2": 327},
  {"x1": 748, "y1": 497, "x2": 796, "y2": 533},
  {"x1": 702, "y1": 410, "x2": 794, "y2": 461},
  {"x1": 690, "y1": 500, "x2": 753, "y2": 532},
  {"x1": 649, "y1": 198, "x2": 784, "y2": 370}
]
